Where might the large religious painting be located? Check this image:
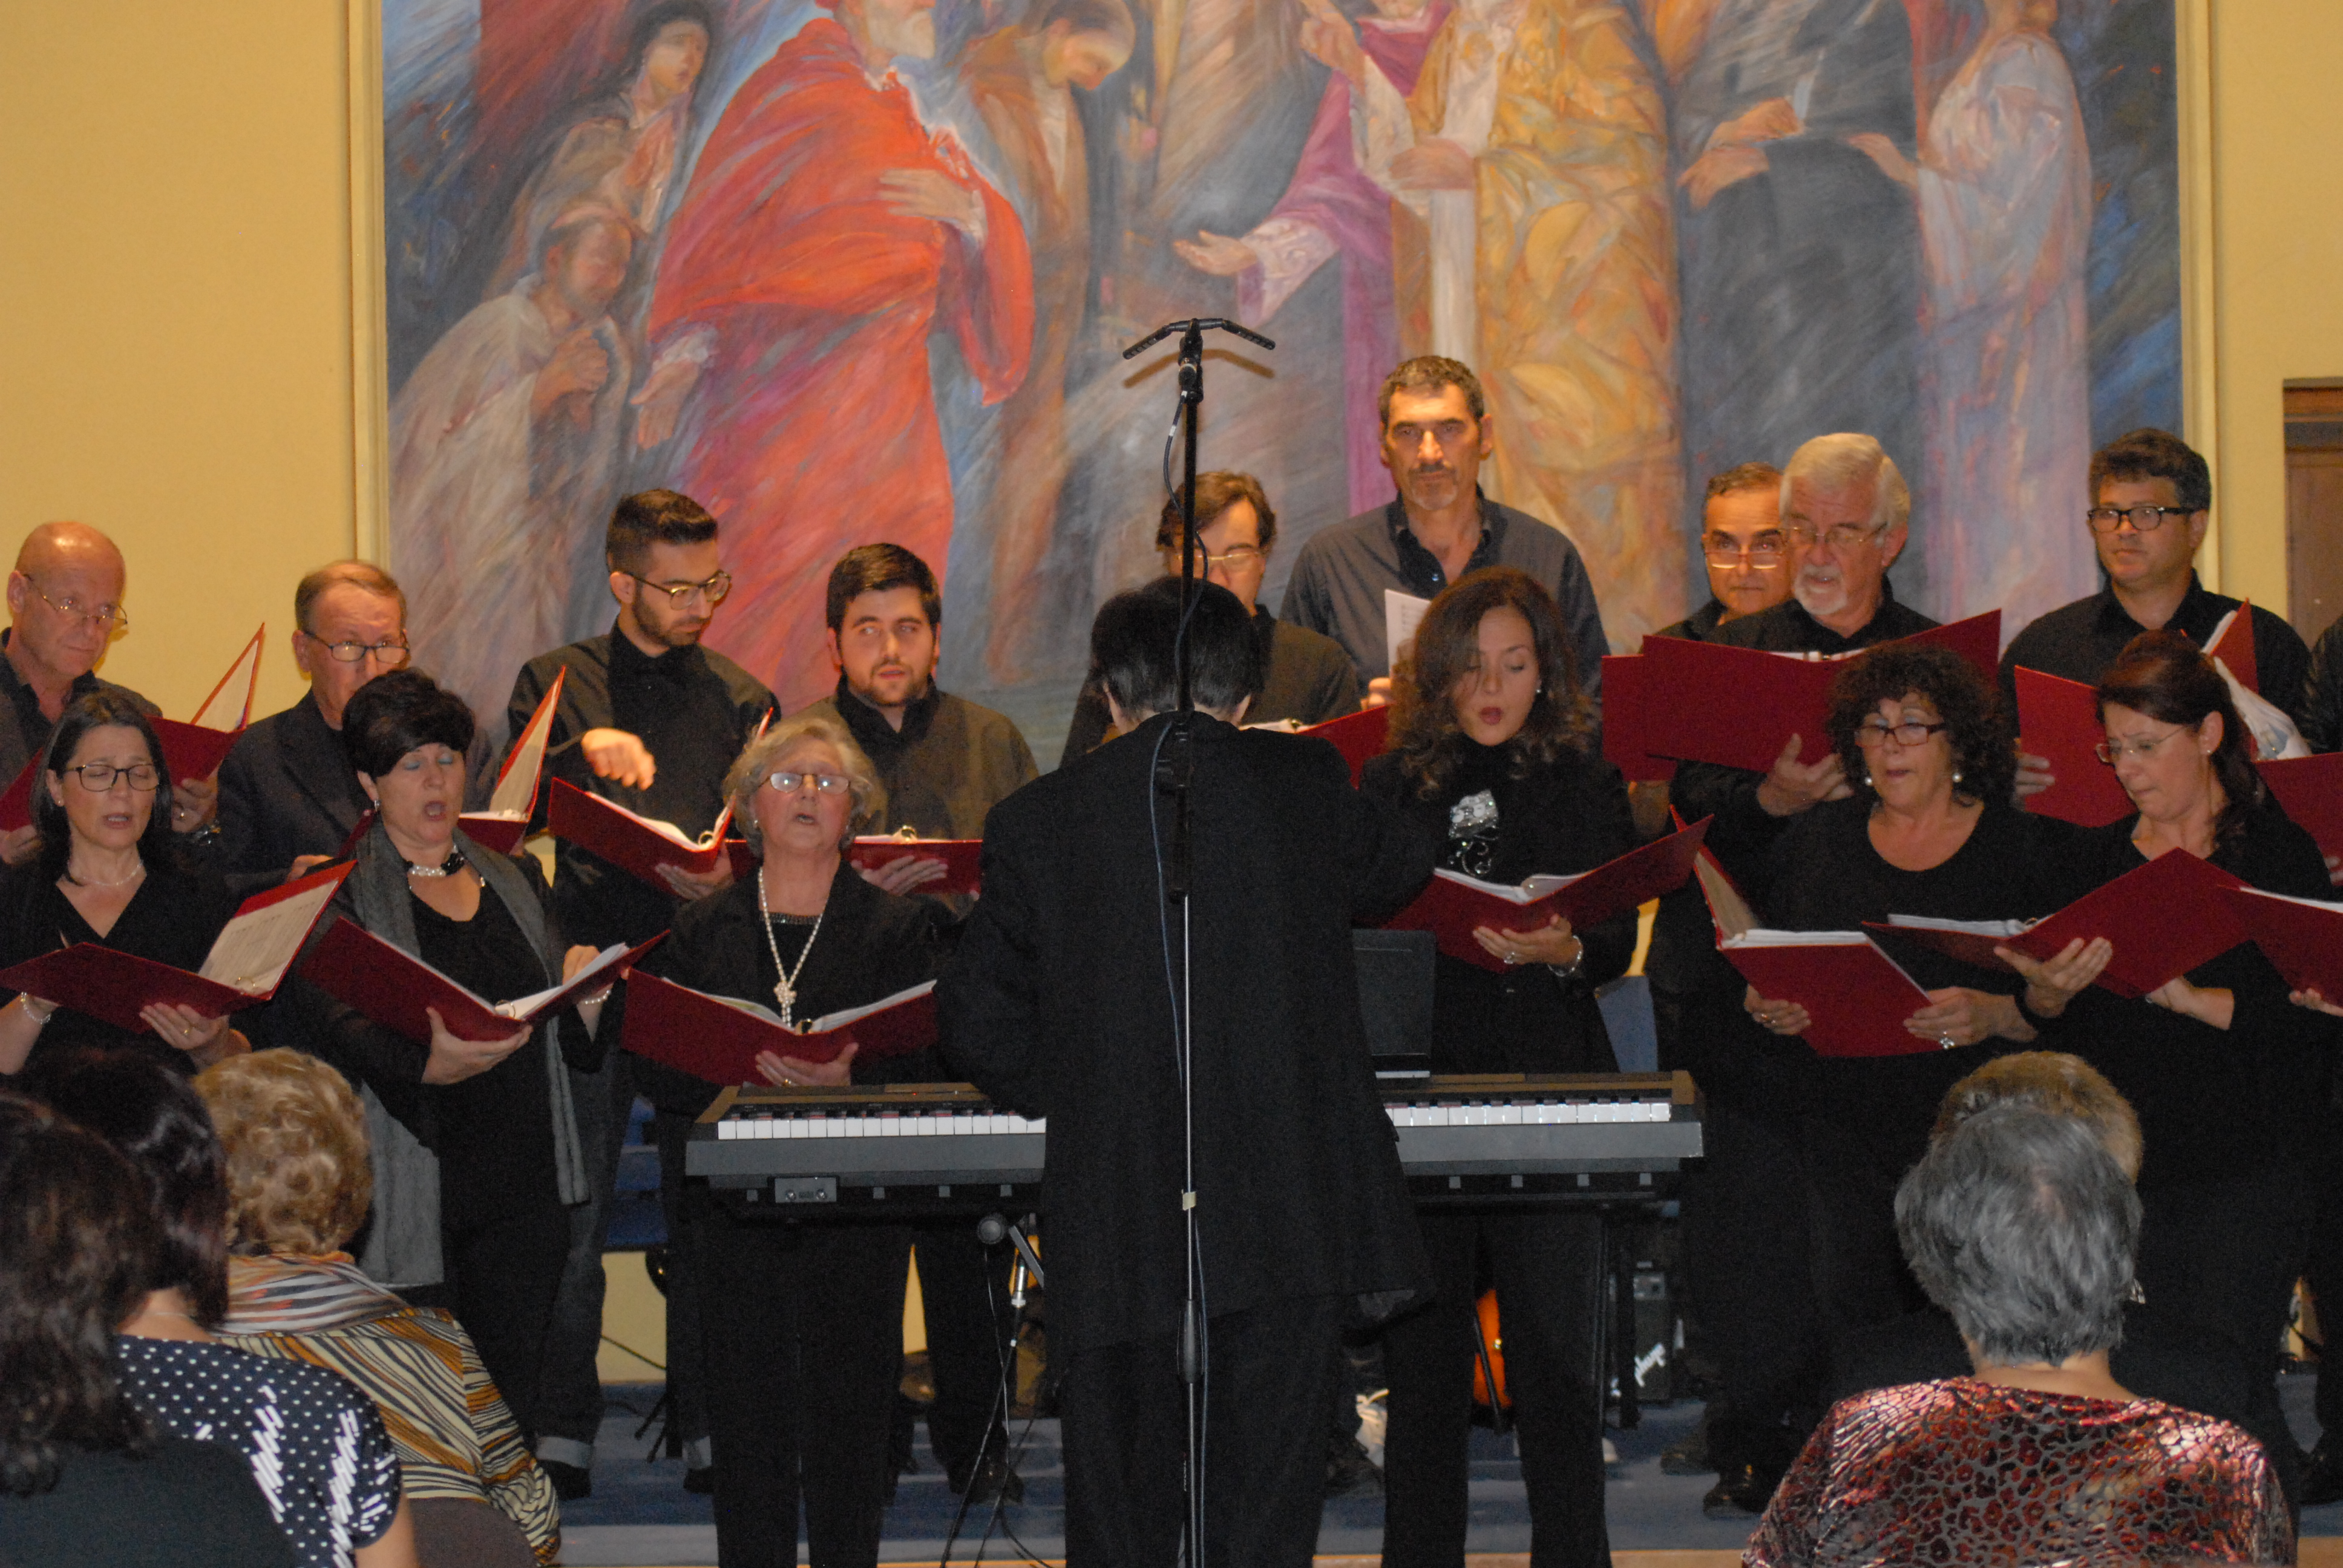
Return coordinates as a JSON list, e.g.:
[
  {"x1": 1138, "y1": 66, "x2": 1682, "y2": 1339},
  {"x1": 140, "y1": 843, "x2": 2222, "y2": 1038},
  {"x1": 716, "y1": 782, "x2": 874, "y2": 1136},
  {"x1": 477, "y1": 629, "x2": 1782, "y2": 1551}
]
[{"x1": 379, "y1": 0, "x2": 2181, "y2": 759}]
